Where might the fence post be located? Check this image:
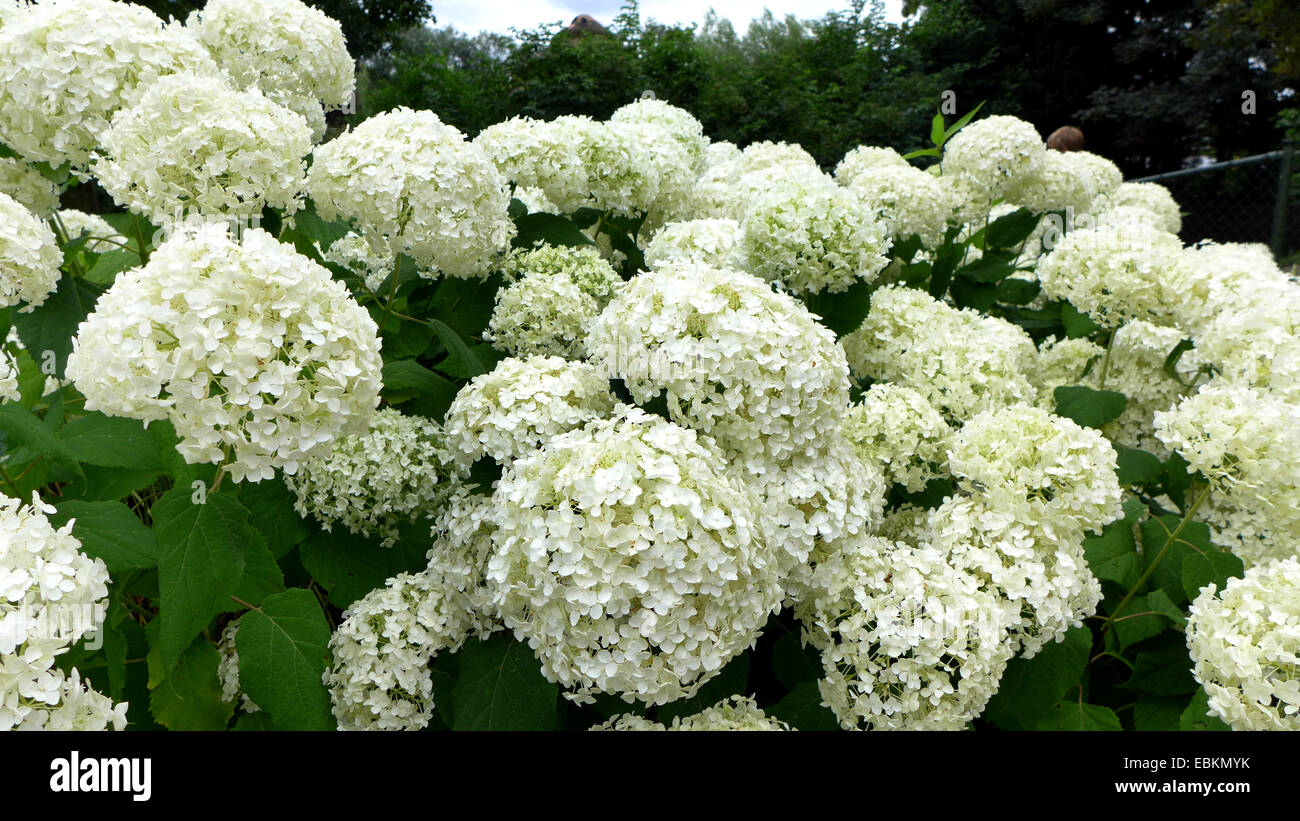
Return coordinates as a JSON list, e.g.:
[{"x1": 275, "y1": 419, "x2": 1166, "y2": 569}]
[{"x1": 1271, "y1": 139, "x2": 1294, "y2": 258}]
